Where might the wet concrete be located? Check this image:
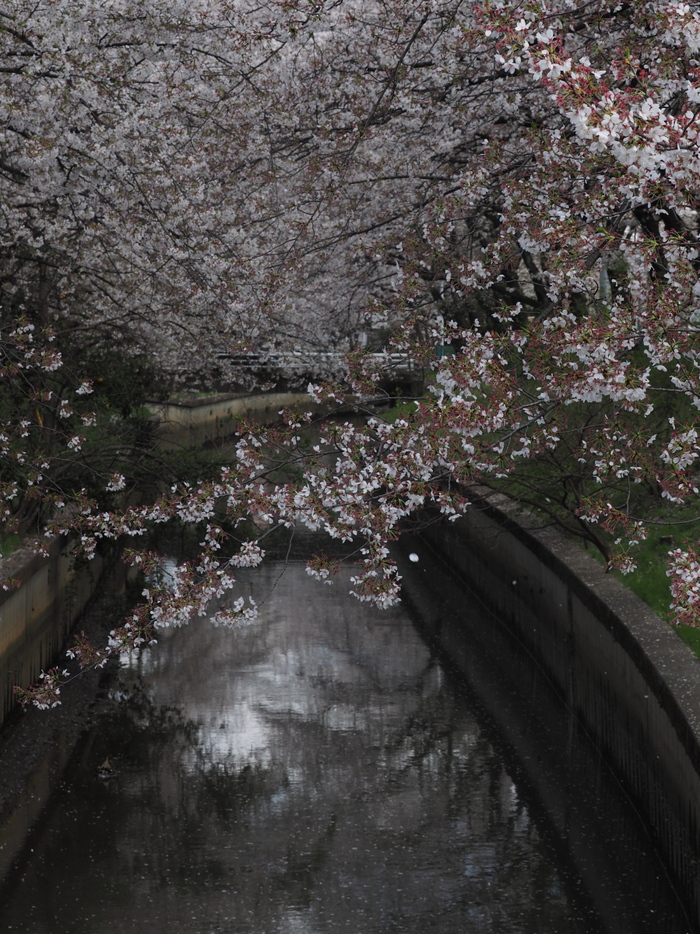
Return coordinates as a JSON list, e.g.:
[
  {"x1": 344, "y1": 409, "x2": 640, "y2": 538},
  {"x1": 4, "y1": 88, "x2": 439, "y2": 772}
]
[
  {"x1": 404, "y1": 497, "x2": 700, "y2": 932},
  {"x1": 0, "y1": 560, "x2": 613, "y2": 934}
]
